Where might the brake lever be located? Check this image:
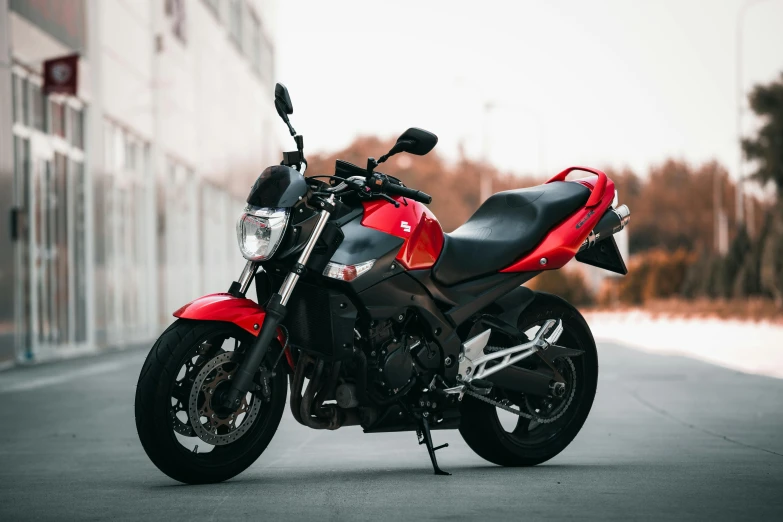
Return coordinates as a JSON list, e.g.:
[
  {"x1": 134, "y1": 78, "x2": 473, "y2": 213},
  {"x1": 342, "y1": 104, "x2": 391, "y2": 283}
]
[{"x1": 379, "y1": 194, "x2": 400, "y2": 208}]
